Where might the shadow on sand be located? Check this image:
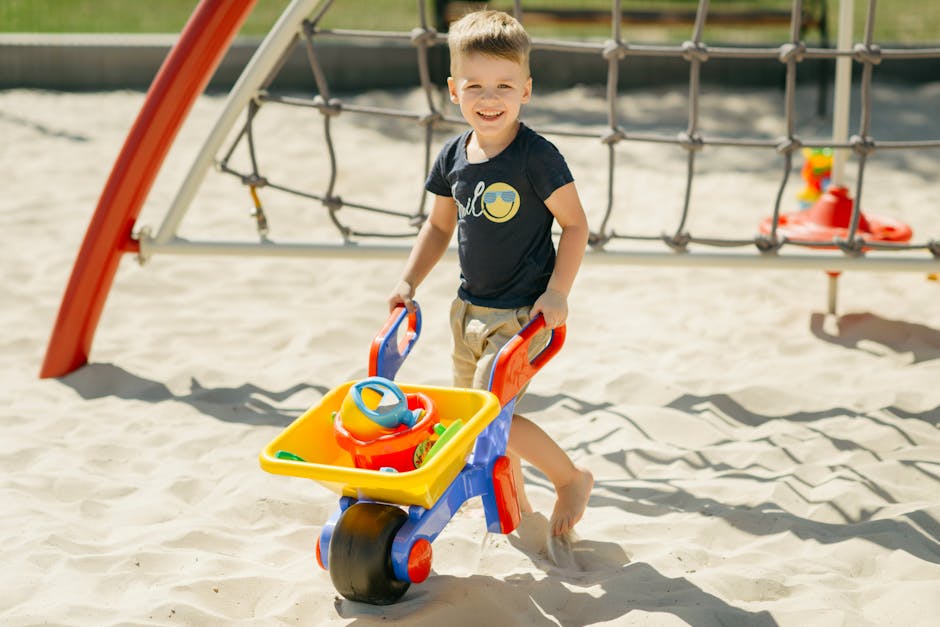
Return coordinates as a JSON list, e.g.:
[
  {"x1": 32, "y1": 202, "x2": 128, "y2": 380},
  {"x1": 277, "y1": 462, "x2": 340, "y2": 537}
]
[
  {"x1": 53, "y1": 353, "x2": 940, "y2": 623},
  {"x1": 57, "y1": 362, "x2": 325, "y2": 427},
  {"x1": 810, "y1": 312, "x2": 940, "y2": 364}
]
